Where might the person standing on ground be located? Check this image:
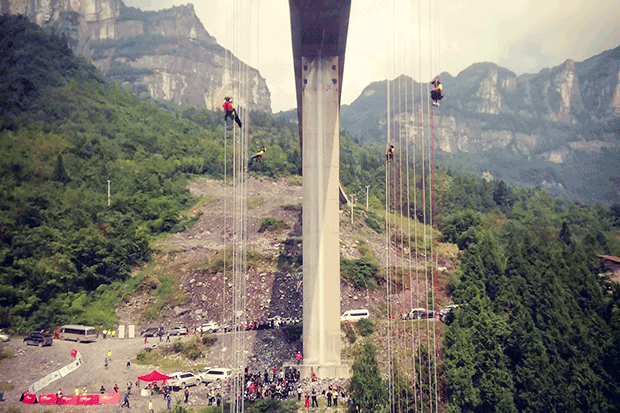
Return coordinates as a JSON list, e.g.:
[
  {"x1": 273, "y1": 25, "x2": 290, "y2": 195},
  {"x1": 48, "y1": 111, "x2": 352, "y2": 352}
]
[
  {"x1": 296, "y1": 351, "x2": 302, "y2": 365},
  {"x1": 297, "y1": 384, "x2": 302, "y2": 401},
  {"x1": 107, "y1": 349, "x2": 112, "y2": 360},
  {"x1": 304, "y1": 393, "x2": 310, "y2": 408},
  {"x1": 166, "y1": 393, "x2": 172, "y2": 409},
  {"x1": 104, "y1": 358, "x2": 108, "y2": 370},
  {"x1": 184, "y1": 388, "x2": 189, "y2": 403},
  {"x1": 121, "y1": 393, "x2": 129, "y2": 408},
  {"x1": 149, "y1": 400, "x2": 153, "y2": 413},
  {"x1": 126, "y1": 358, "x2": 131, "y2": 368},
  {"x1": 74, "y1": 388, "x2": 79, "y2": 396},
  {"x1": 82, "y1": 387, "x2": 87, "y2": 395},
  {"x1": 327, "y1": 388, "x2": 332, "y2": 407},
  {"x1": 311, "y1": 388, "x2": 318, "y2": 407}
]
